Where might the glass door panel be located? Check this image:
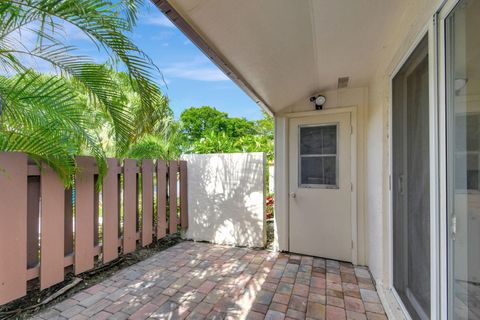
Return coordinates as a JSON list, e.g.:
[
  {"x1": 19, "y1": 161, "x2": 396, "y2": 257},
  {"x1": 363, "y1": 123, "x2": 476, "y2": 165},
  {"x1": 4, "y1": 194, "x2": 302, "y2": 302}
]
[
  {"x1": 392, "y1": 35, "x2": 431, "y2": 320},
  {"x1": 446, "y1": 0, "x2": 480, "y2": 319}
]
